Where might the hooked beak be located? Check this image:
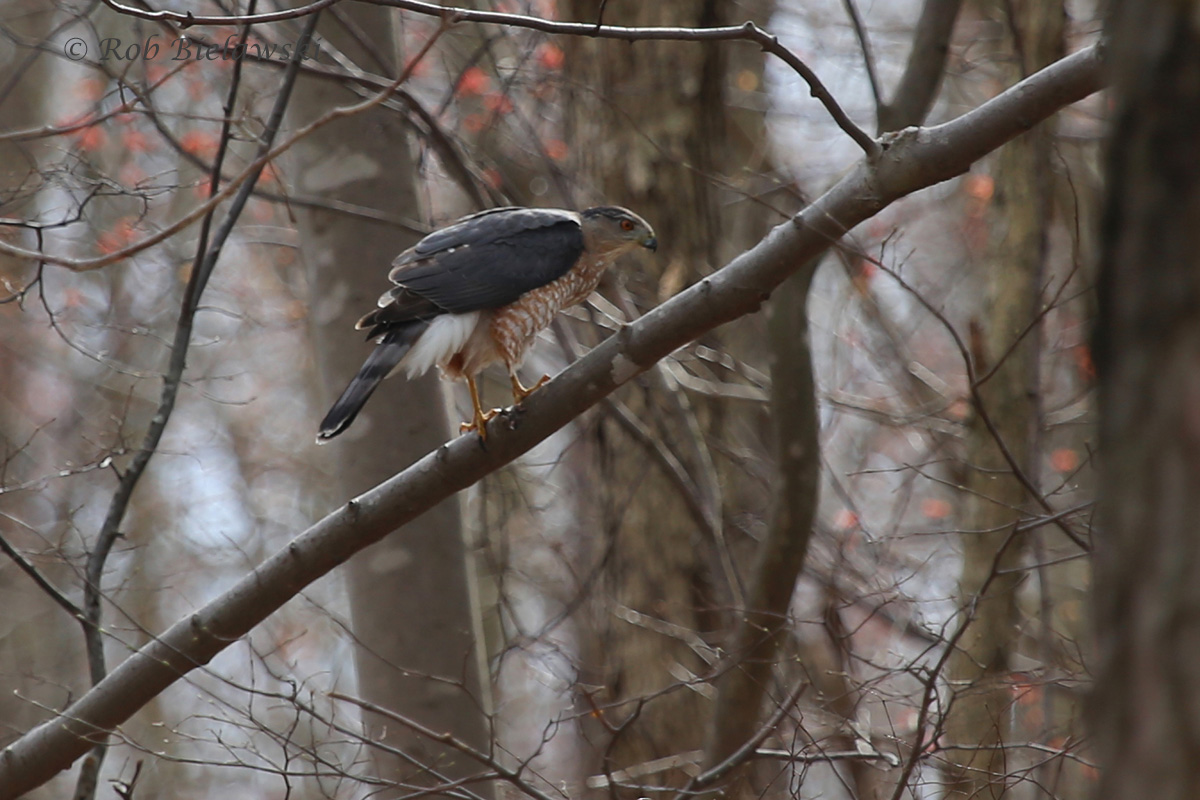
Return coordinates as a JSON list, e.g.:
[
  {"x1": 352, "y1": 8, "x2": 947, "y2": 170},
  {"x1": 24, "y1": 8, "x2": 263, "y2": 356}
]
[{"x1": 642, "y1": 234, "x2": 658, "y2": 252}]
